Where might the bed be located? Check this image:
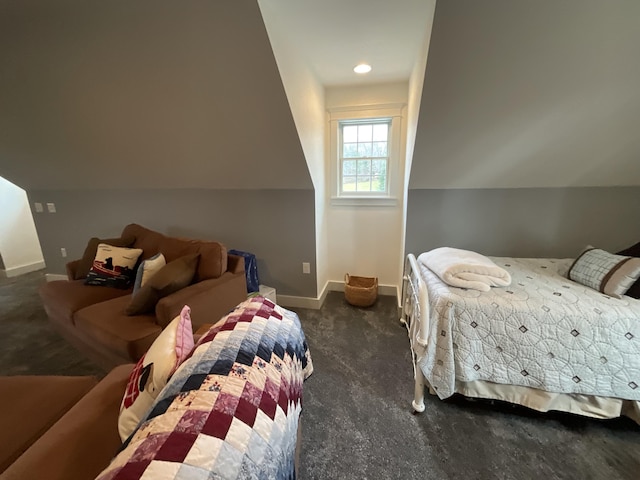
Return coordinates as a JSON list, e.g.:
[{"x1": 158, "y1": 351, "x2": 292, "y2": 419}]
[{"x1": 401, "y1": 252, "x2": 640, "y2": 424}]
